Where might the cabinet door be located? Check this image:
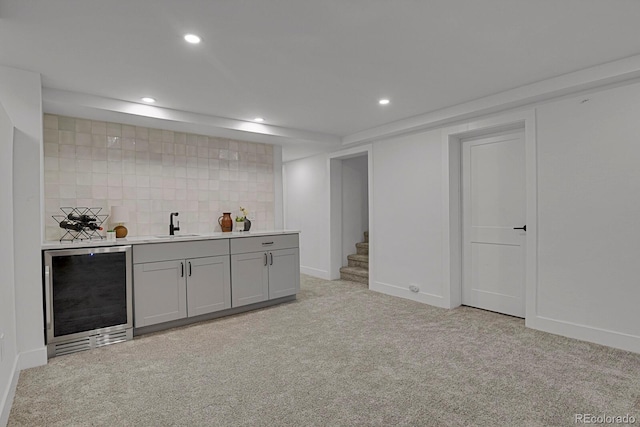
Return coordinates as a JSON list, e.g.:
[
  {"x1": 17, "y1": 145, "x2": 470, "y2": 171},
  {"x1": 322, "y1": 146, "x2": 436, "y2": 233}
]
[
  {"x1": 133, "y1": 260, "x2": 186, "y2": 327},
  {"x1": 268, "y1": 248, "x2": 300, "y2": 299},
  {"x1": 231, "y1": 252, "x2": 269, "y2": 307},
  {"x1": 187, "y1": 255, "x2": 231, "y2": 317}
]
